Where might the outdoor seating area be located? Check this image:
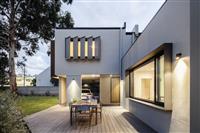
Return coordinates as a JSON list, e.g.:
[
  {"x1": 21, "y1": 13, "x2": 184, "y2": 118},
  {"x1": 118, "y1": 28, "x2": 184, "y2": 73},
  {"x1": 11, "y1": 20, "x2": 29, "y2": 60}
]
[
  {"x1": 24, "y1": 105, "x2": 155, "y2": 133},
  {"x1": 69, "y1": 99, "x2": 102, "y2": 126}
]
